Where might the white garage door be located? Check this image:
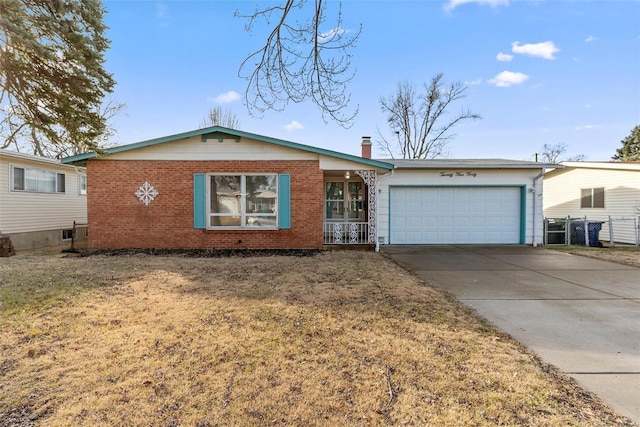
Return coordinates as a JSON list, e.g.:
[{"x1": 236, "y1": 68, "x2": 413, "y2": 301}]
[{"x1": 390, "y1": 187, "x2": 522, "y2": 244}]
